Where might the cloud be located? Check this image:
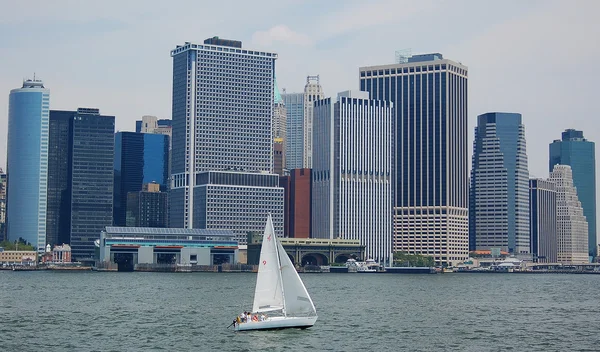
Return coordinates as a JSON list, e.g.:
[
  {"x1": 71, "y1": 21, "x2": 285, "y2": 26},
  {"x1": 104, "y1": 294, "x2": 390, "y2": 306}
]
[
  {"x1": 251, "y1": 25, "x2": 313, "y2": 47},
  {"x1": 318, "y1": 0, "x2": 434, "y2": 38}
]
